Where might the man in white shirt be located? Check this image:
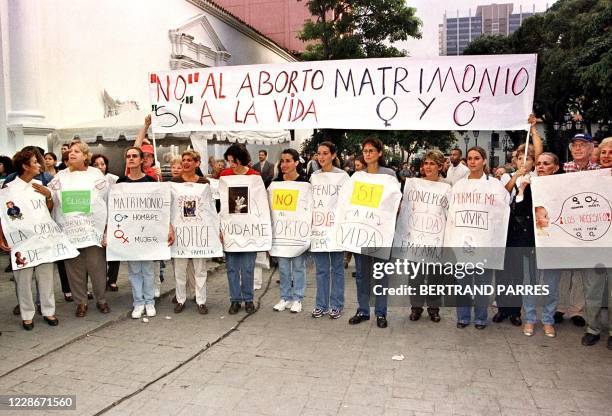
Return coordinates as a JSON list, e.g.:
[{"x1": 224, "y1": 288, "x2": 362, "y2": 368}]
[{"x1": 444, "y1": 148, "x2": 470, "y2": 185}]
